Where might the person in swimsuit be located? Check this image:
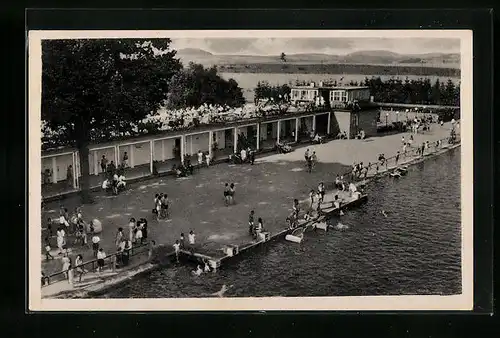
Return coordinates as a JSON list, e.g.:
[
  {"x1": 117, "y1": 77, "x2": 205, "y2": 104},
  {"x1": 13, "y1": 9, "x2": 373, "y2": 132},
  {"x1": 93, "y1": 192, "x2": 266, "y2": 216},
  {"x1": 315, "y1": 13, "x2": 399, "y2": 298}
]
[
  {"x1": 223, "y1": 183, "x2": 230, "y2": 206},
  {"x1": 309, "y1": 189, "x2": 315, "y2": 209},
  {"x1": 229, "y1": 183, "x2": 235, "y2": 205},
  {"x1": 318, "y1": 182, "x2": 325, "y2": 204},
  {"x1": 248, "y1": 210, "x2": 255, "y2": 235},
  {"x1": 173, "y1": 240, "x2": 181, "y2": 263}
]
